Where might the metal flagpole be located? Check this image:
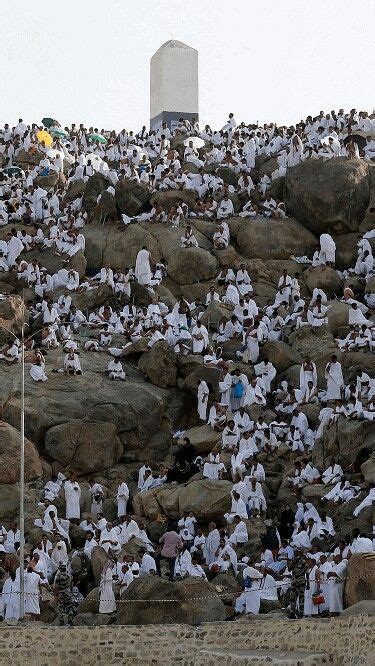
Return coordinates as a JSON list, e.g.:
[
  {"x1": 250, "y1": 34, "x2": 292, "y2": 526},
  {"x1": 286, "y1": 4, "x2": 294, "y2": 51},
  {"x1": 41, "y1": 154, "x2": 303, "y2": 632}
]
[
  {"x1": 19, "y1": 320, "x2": 25, "y2": 619},
  {"x1": 0, "y1": 296, "x2": 46, "y2": 620}
]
